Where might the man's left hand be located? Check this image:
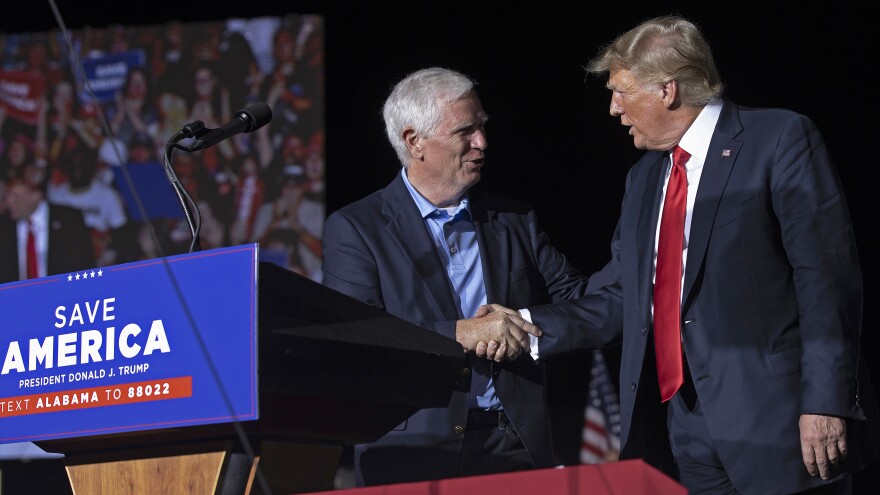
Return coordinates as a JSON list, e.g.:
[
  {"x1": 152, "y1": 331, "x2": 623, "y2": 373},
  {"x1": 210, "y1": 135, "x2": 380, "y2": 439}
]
[{"x1": 799, "y1": 413, "x2": 847, "y2": 479}]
